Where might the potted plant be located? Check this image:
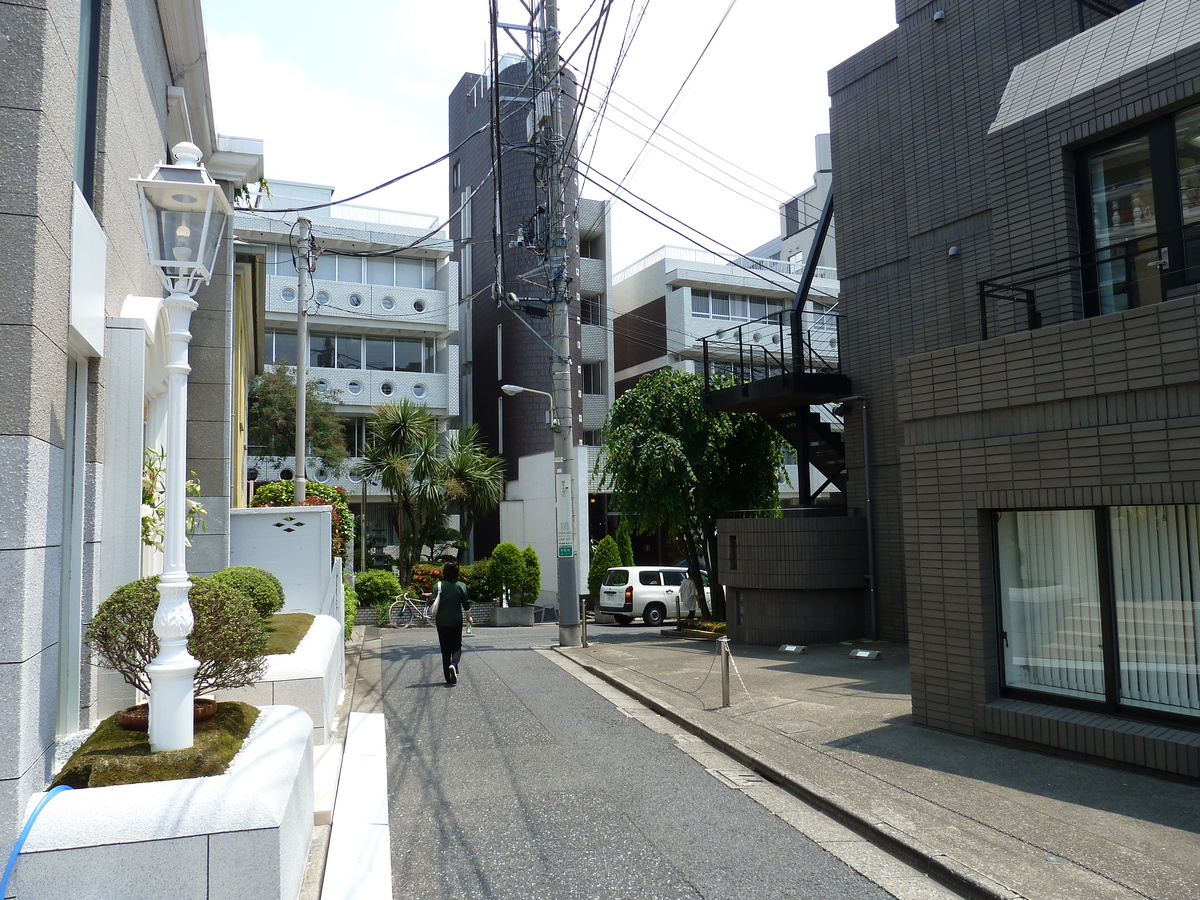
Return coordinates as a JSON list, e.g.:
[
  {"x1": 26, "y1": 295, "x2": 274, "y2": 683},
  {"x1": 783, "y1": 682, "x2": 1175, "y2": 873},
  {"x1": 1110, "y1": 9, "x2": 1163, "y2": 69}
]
[
  {"x1": 86, "y1": 575, "x2": 268, "y2": 730},
  {"x1": 488, "y1": 542, "x2": 537, "y2": 626}
]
